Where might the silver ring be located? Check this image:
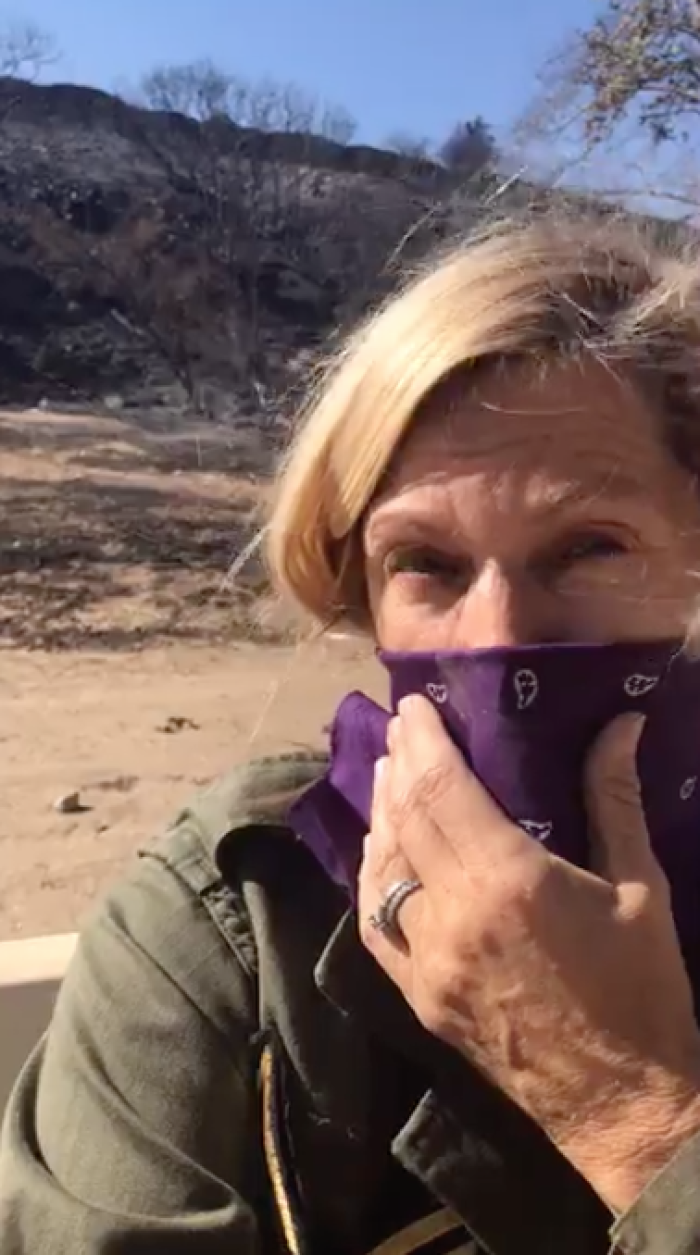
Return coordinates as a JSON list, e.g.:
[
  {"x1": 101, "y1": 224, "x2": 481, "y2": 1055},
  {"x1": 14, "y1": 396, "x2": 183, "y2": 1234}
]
[{"x1": 369, "y1": 878, "x2": 422, "y2": 938}]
